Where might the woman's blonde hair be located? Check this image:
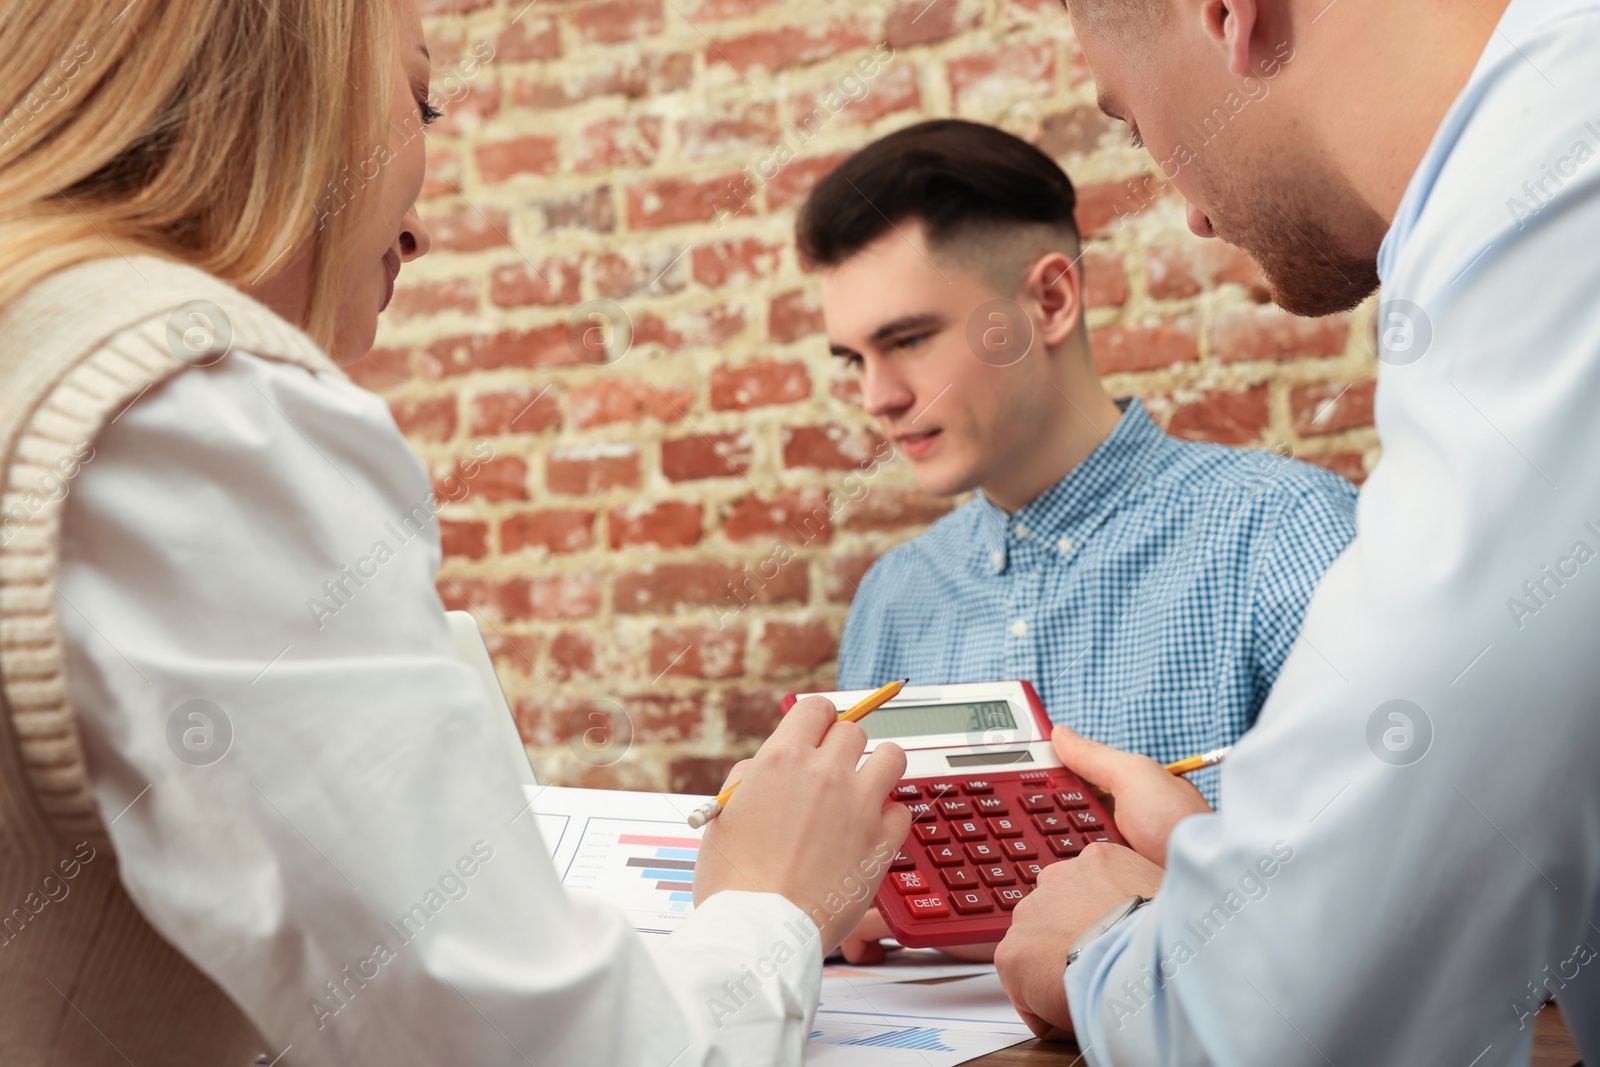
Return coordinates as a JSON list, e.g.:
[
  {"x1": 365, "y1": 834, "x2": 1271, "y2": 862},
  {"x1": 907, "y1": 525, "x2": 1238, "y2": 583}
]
[{"x1": 0, "y1": 0, "x2": 396, "y2": 348}]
